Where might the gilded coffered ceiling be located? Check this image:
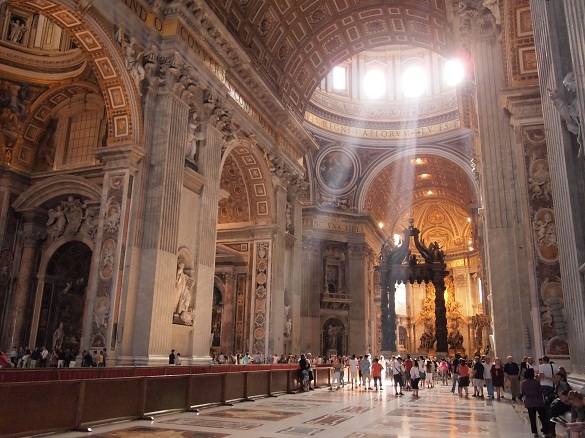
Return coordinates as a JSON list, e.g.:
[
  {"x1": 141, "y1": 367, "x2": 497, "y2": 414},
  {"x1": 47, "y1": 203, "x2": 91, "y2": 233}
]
[
  {"x1": 362, "y1": 154, "x2": 477, "y2": 251},
  {"x1": 203, "y1": 0, "x2": 454, "y2": 116}
]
